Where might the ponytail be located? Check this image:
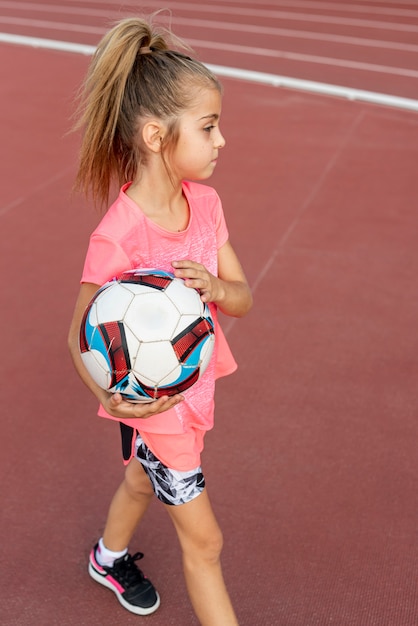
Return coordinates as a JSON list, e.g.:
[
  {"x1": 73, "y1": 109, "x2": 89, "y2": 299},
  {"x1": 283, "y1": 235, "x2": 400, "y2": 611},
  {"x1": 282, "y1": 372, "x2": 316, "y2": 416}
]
[{"x1": 73, "y1": 16, "x2": 221, "y2": 207}]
